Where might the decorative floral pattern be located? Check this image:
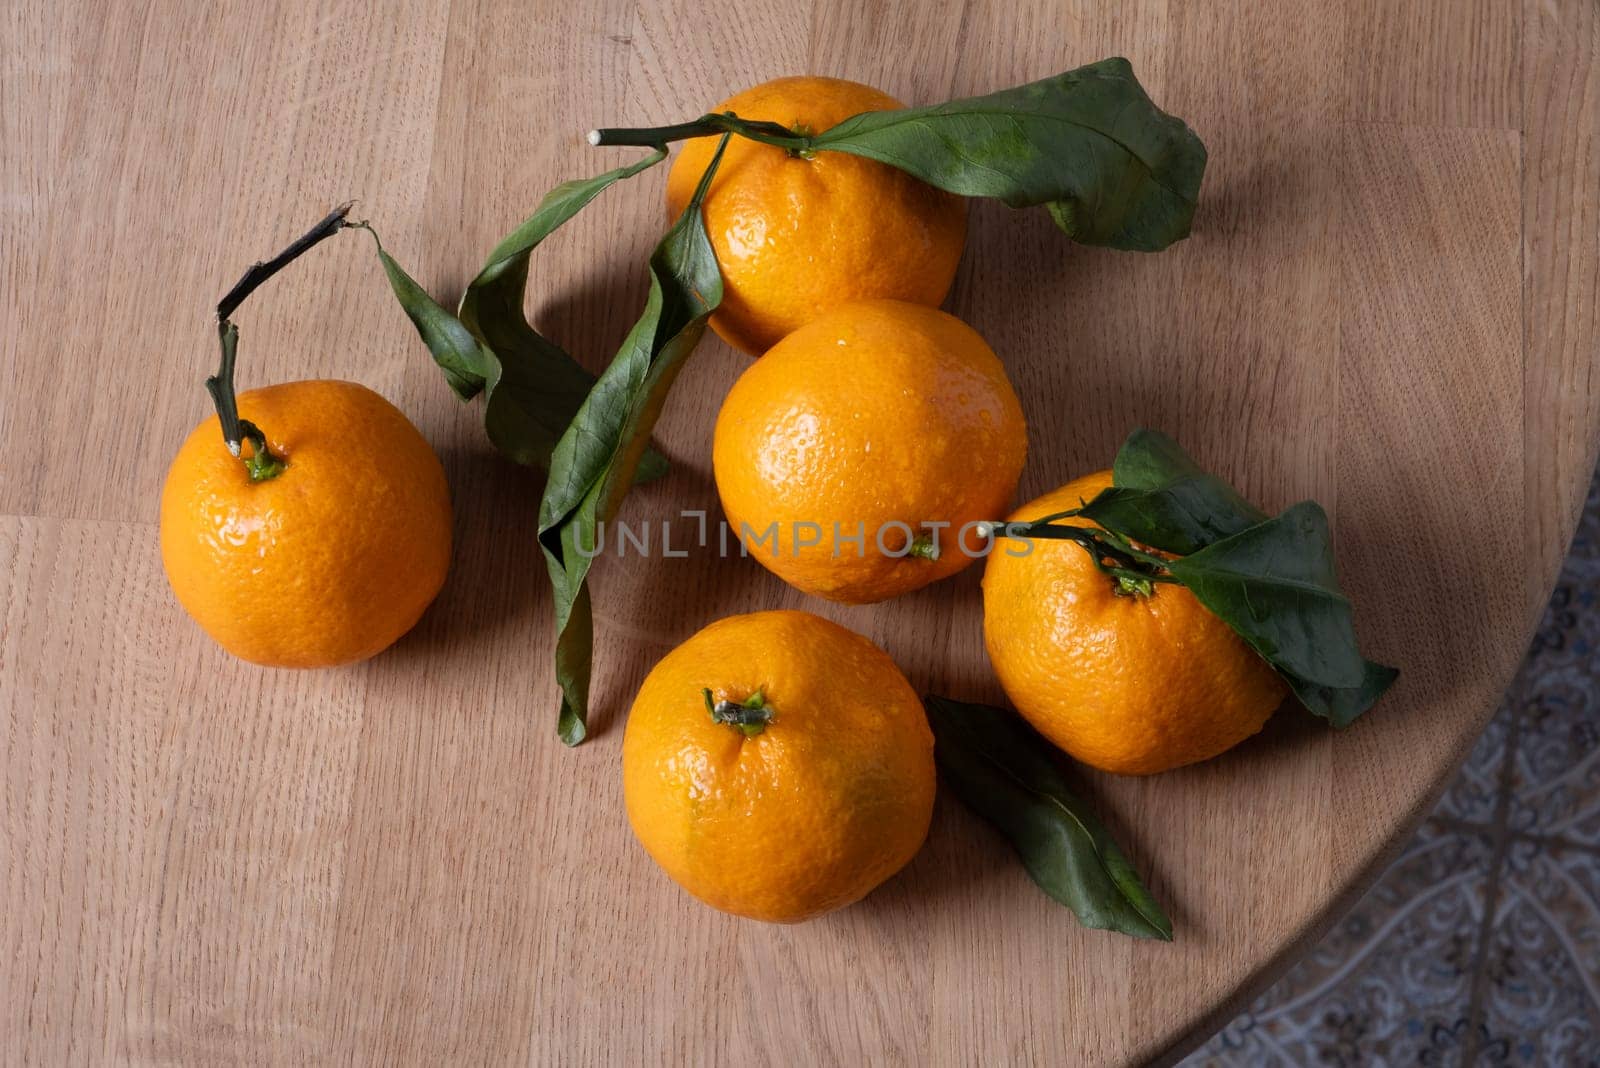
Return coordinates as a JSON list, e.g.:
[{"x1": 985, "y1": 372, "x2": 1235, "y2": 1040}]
[
  {"x1": 1188, "y1": 822, "x2": 1496, "y2": 1066},
  {"x1": 1185, "y1": 467, "x2": 1600, "y2": 1067},
  {"x1": 1483, "y1": 843, "x2": 1600, "y2": 1064}
]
